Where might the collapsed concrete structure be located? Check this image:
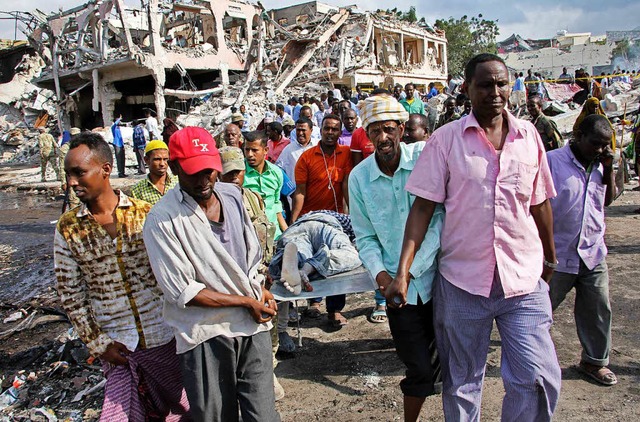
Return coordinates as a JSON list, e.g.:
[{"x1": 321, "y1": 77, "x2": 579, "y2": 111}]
[
  {"x1": 498, "y1": 31, "x2": 615, "y2": 78},
  {"x1": 2, "y1": 0, "x2": 447, "y2": 137}
]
